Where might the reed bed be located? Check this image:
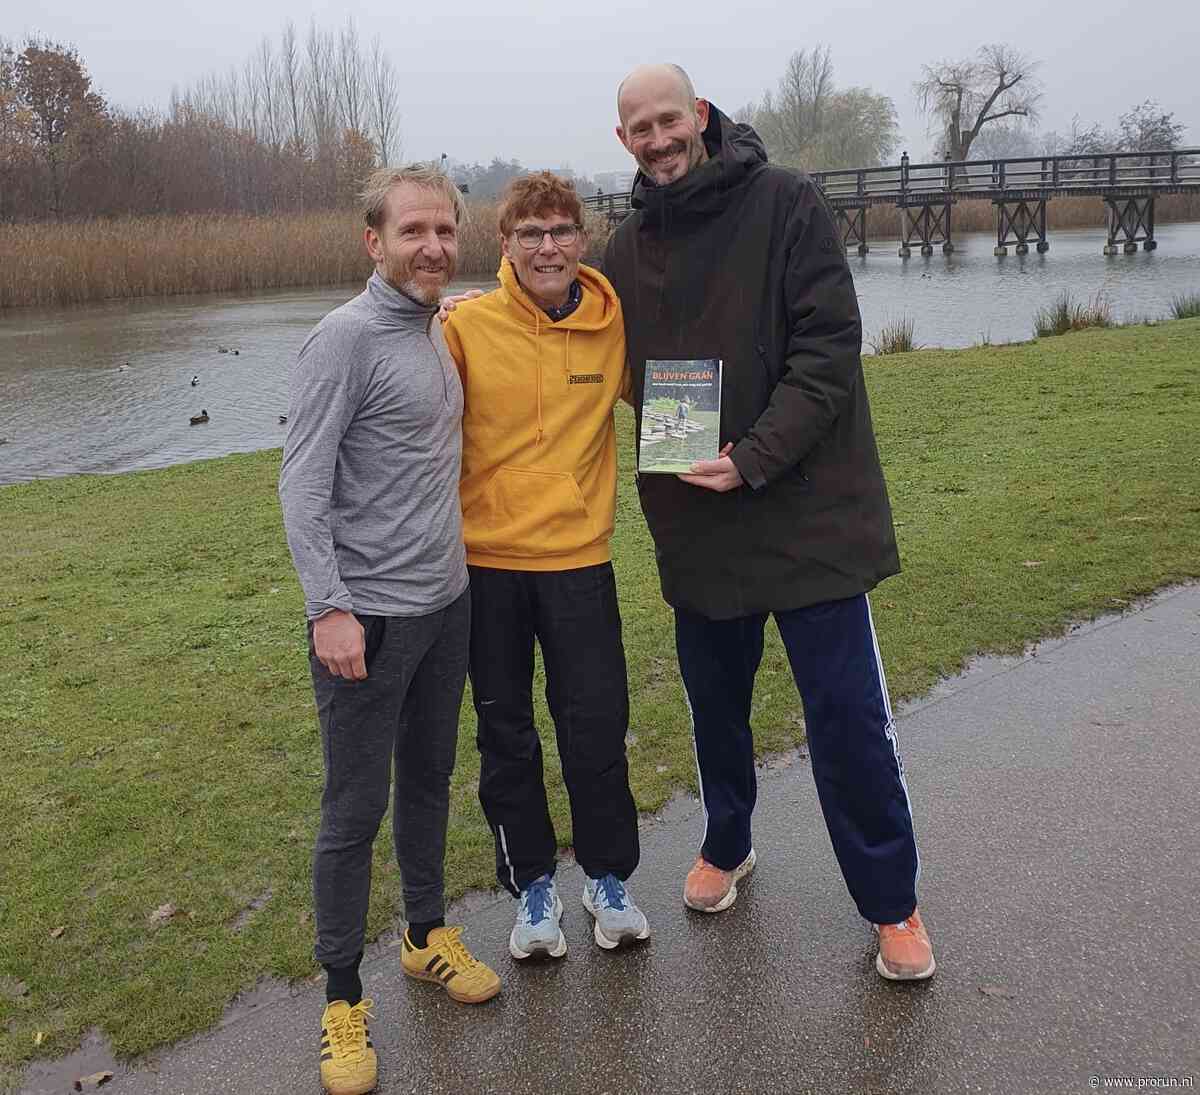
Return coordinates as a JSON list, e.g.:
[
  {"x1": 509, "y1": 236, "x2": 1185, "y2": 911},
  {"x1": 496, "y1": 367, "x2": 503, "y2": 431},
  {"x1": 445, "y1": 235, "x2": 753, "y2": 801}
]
[
  {"x1": 4, "y1": 191, "x2": 1196, "y2": 311},
  {"x1": 0, "y1": 201, "x2": 612, "y2": 310},
  {"x1": 866, "y1": 316, "x2": 918, "y2": 355},
  {"x1": 1170, "y1": 292, "x2": 1200, "y2": 320},
  {"x1": 1033, "y1": 290, "x2": 1114, "y2": 338},
  {"x1": 0, "y1": 212, "x2": 367, "y2": 310}
]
